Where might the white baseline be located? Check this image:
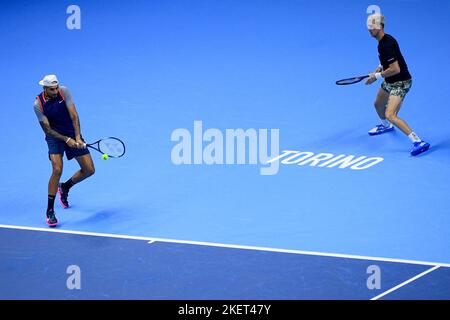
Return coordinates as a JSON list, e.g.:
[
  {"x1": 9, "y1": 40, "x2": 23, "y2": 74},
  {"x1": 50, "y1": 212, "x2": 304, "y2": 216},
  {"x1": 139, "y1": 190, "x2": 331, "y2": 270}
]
[{"x1": 1, "y1": 224, "x2": 449, "y2": 268}]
